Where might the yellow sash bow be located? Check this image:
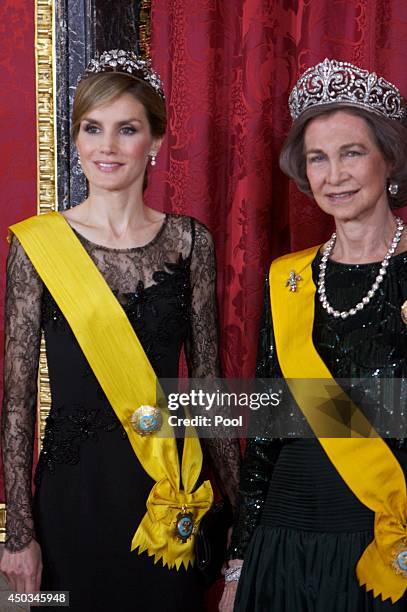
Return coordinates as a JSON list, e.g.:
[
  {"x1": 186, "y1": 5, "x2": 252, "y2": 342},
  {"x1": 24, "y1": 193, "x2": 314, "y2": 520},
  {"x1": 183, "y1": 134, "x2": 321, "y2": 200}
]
[
  {"x1": 270, "y1": 246, "x2": 407, "y2": 603},
  {"x1": 10, "y1": 212, "x2": 213, "y2": 569}
]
